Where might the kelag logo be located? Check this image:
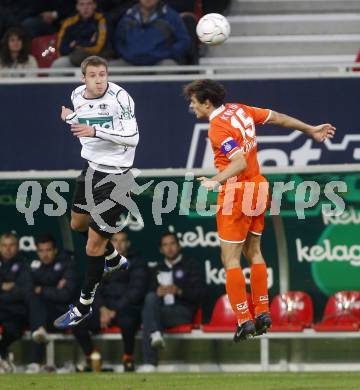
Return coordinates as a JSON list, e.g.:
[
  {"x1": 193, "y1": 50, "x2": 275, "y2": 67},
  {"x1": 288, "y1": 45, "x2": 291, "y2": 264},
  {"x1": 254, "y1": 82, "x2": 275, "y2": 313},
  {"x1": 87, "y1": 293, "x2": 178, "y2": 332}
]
[
  {"x1": 186, "y1": 124, "x2": 360, "y2": 167},
  {"x1": 296, "y1": 209, "x2": 360, "y2": 296}
]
